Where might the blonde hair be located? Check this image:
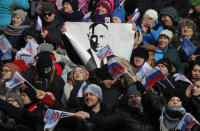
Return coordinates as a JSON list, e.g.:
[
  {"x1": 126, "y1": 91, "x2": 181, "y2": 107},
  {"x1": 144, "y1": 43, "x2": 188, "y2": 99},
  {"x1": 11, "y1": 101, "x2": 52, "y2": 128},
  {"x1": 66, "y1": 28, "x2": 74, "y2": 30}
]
[{"x1": 73, "y1": 65, "x2": 89, "y2": 81}]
